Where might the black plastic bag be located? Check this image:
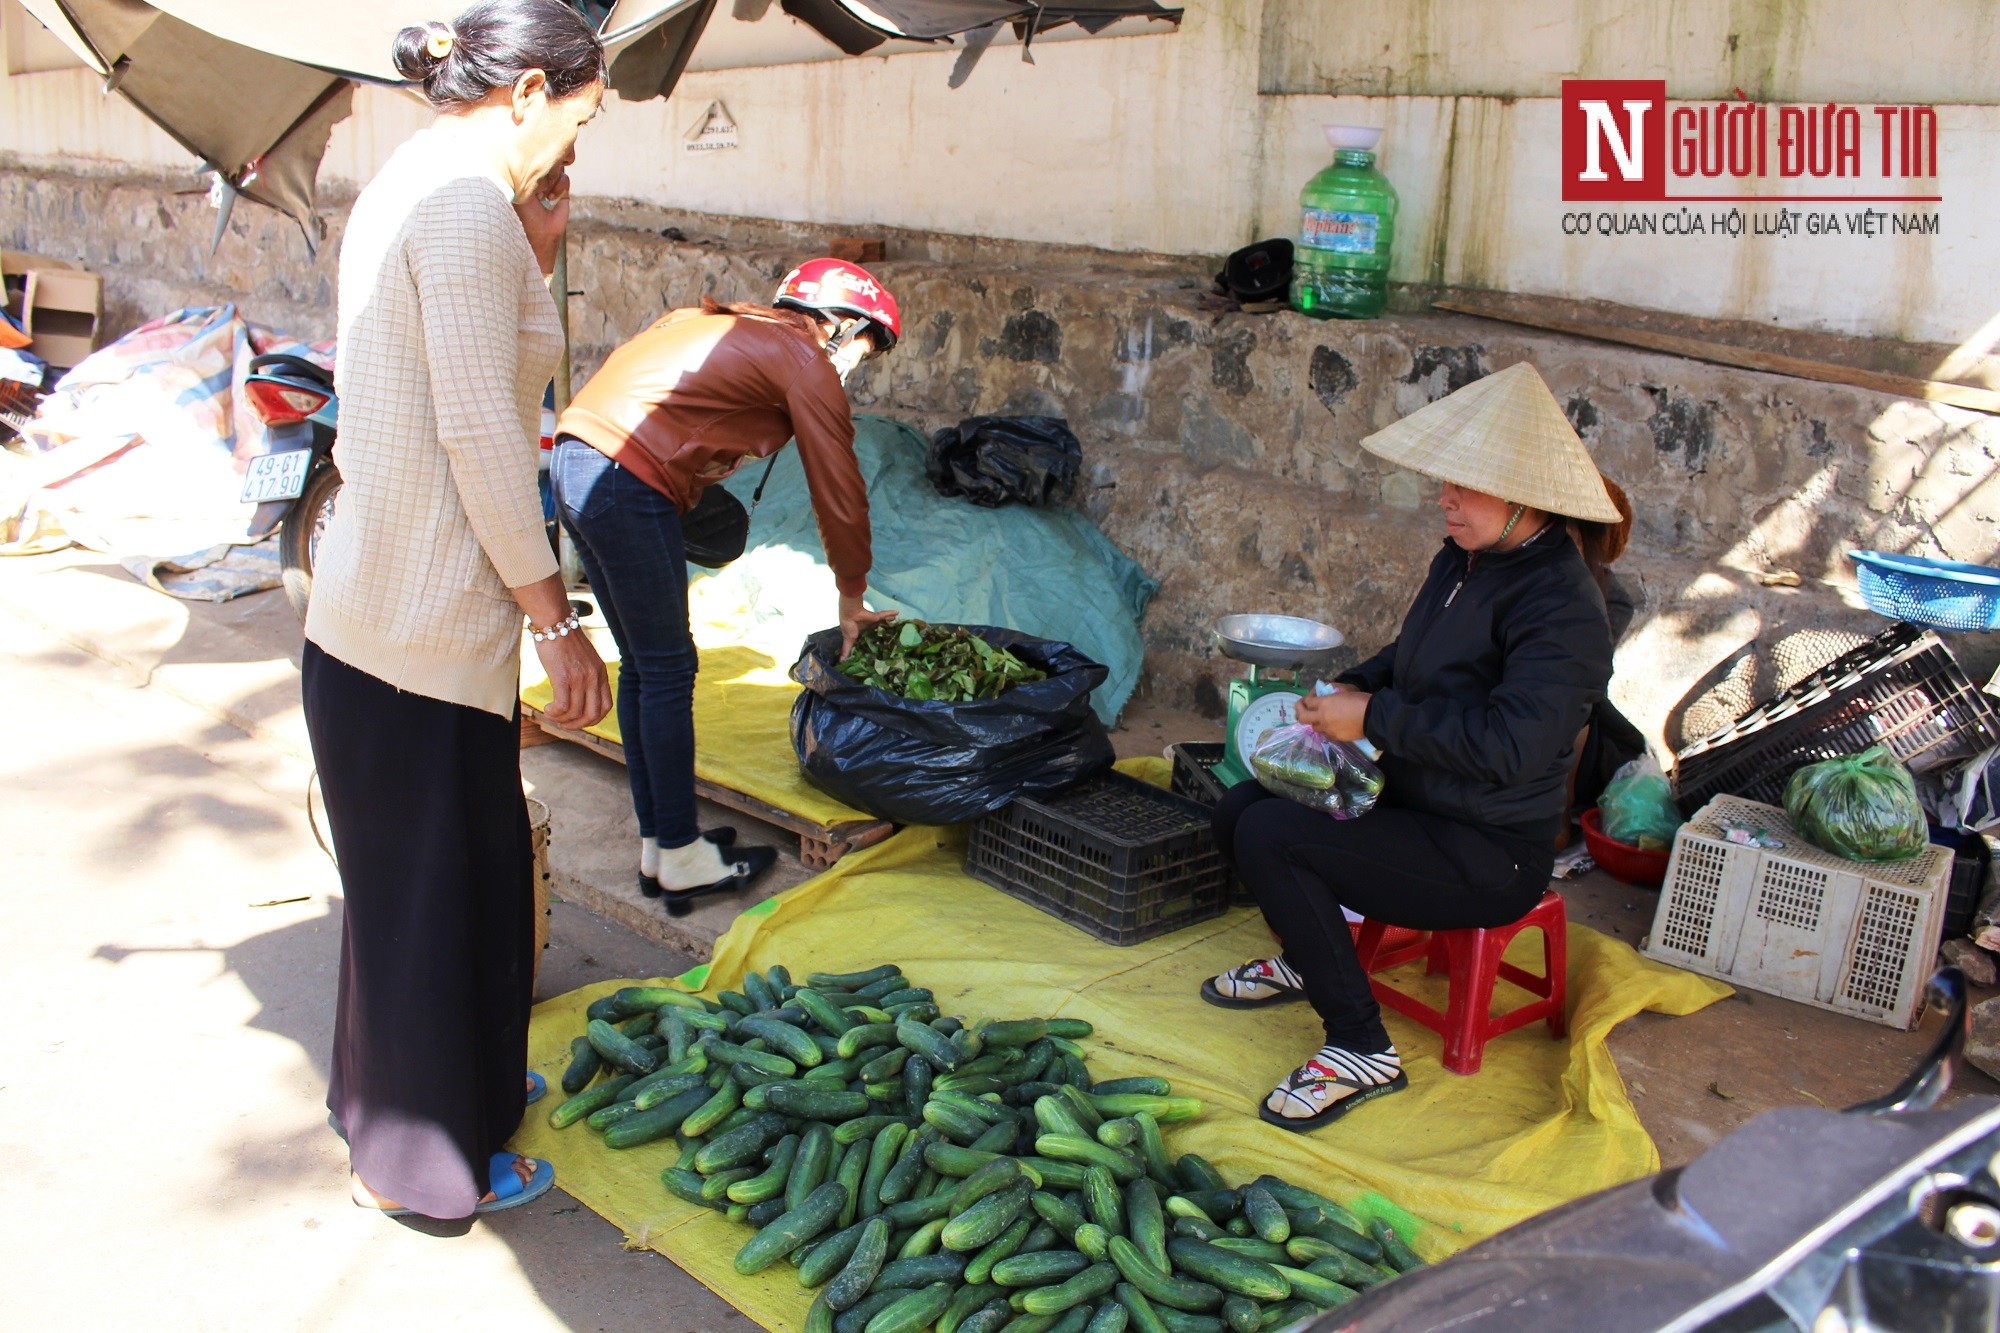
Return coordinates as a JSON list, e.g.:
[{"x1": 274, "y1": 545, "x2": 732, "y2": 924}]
[
  {"x1": 925, "y1": 416, "x2": 1081, "y2": 508},
  {"x1": 790, "y1": 624, "x2": 1114, "y2": 825}
]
